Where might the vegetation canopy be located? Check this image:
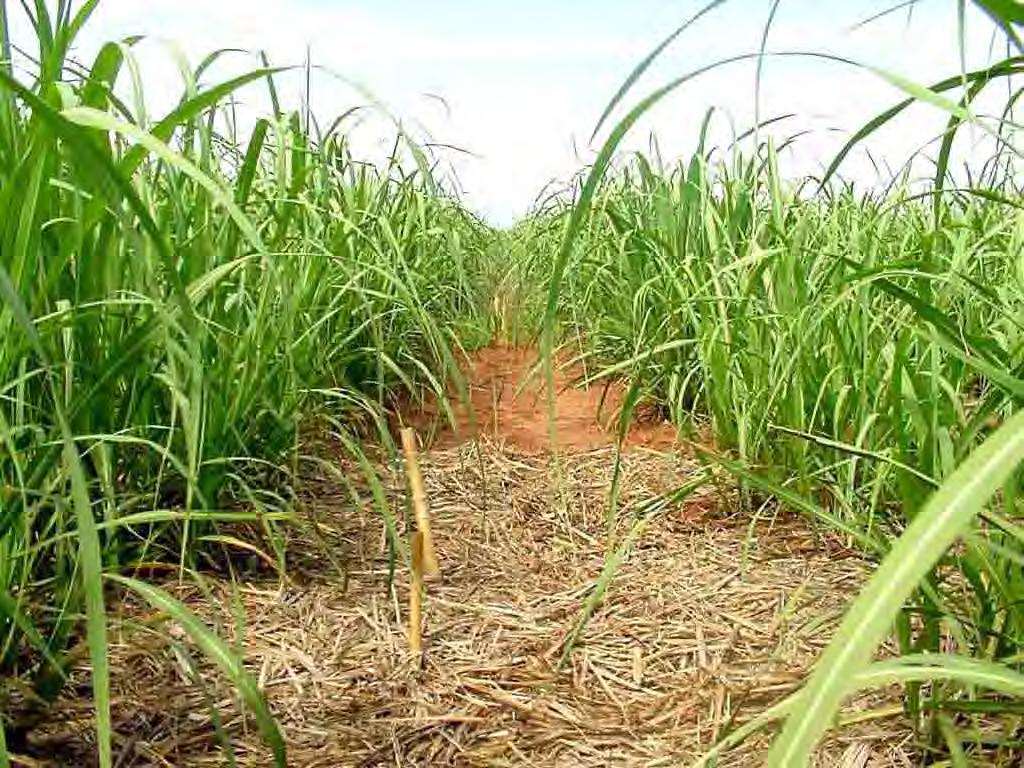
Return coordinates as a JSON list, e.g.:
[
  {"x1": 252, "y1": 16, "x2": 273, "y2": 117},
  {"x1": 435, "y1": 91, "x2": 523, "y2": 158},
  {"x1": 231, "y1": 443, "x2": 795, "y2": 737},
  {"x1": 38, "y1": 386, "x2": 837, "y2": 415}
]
[{"x1": 0, "y1": 0, "x2": 1022, "y2": 765}]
